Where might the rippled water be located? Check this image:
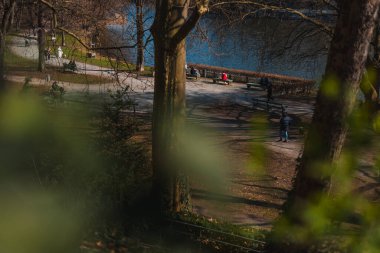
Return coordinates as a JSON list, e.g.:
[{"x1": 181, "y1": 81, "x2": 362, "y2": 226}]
[{"x1": 110, "y1": 9, "x2": 330, "y2": 81}]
